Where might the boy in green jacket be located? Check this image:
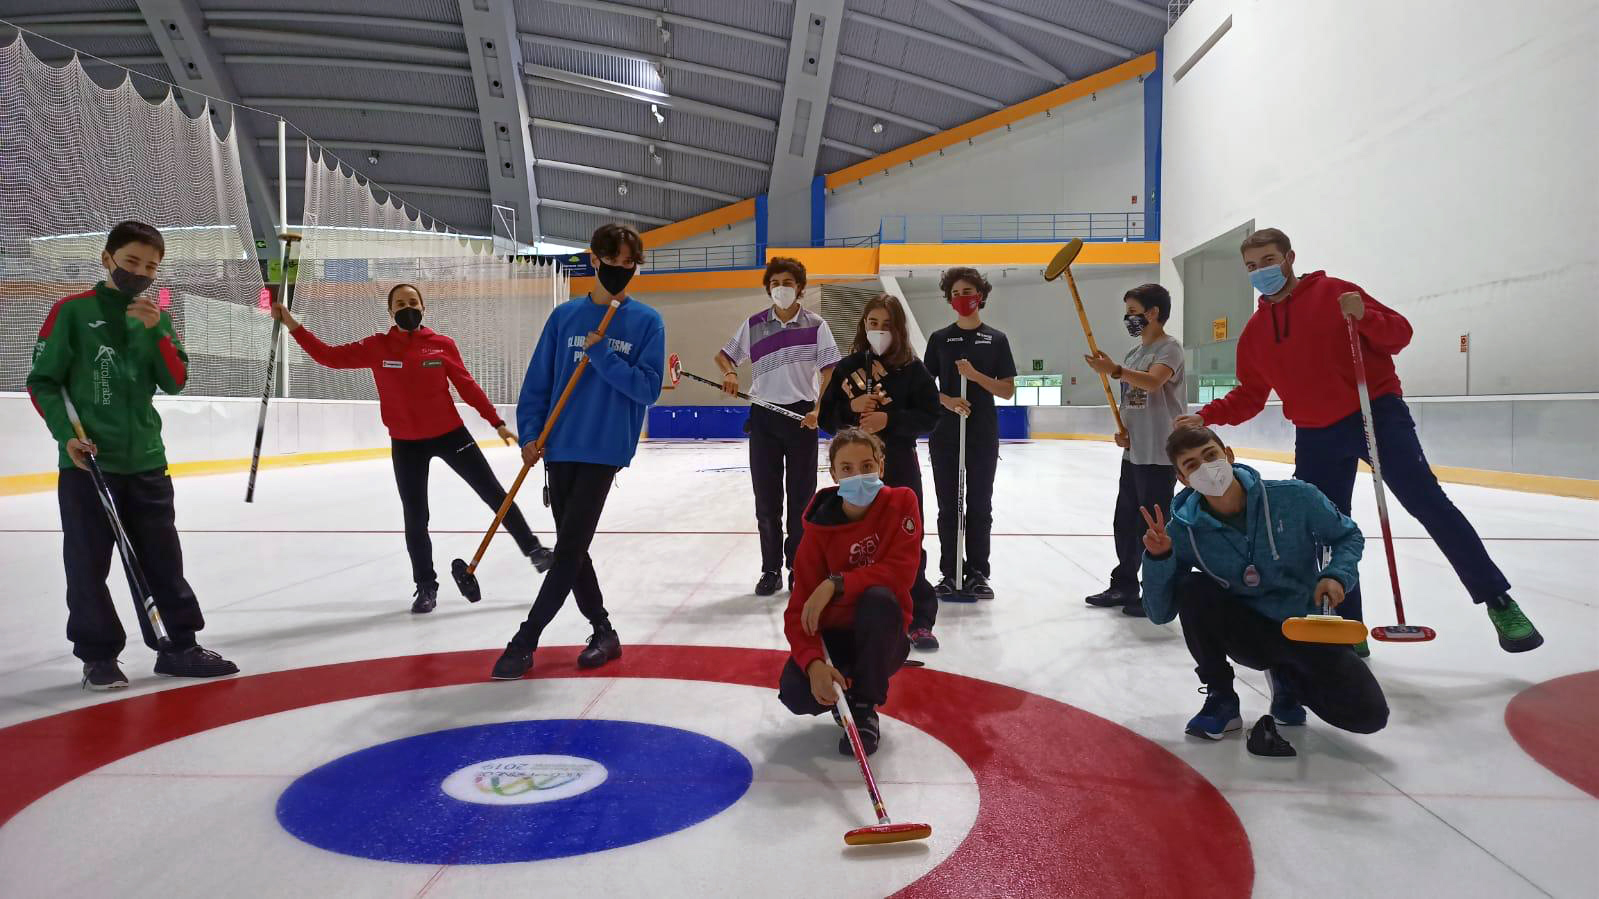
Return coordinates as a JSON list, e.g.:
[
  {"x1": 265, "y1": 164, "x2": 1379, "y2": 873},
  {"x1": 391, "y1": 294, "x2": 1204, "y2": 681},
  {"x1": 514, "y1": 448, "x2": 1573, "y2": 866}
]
[{"x1": 26, "y1": 221, "x2": 239, "y2": 690}]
